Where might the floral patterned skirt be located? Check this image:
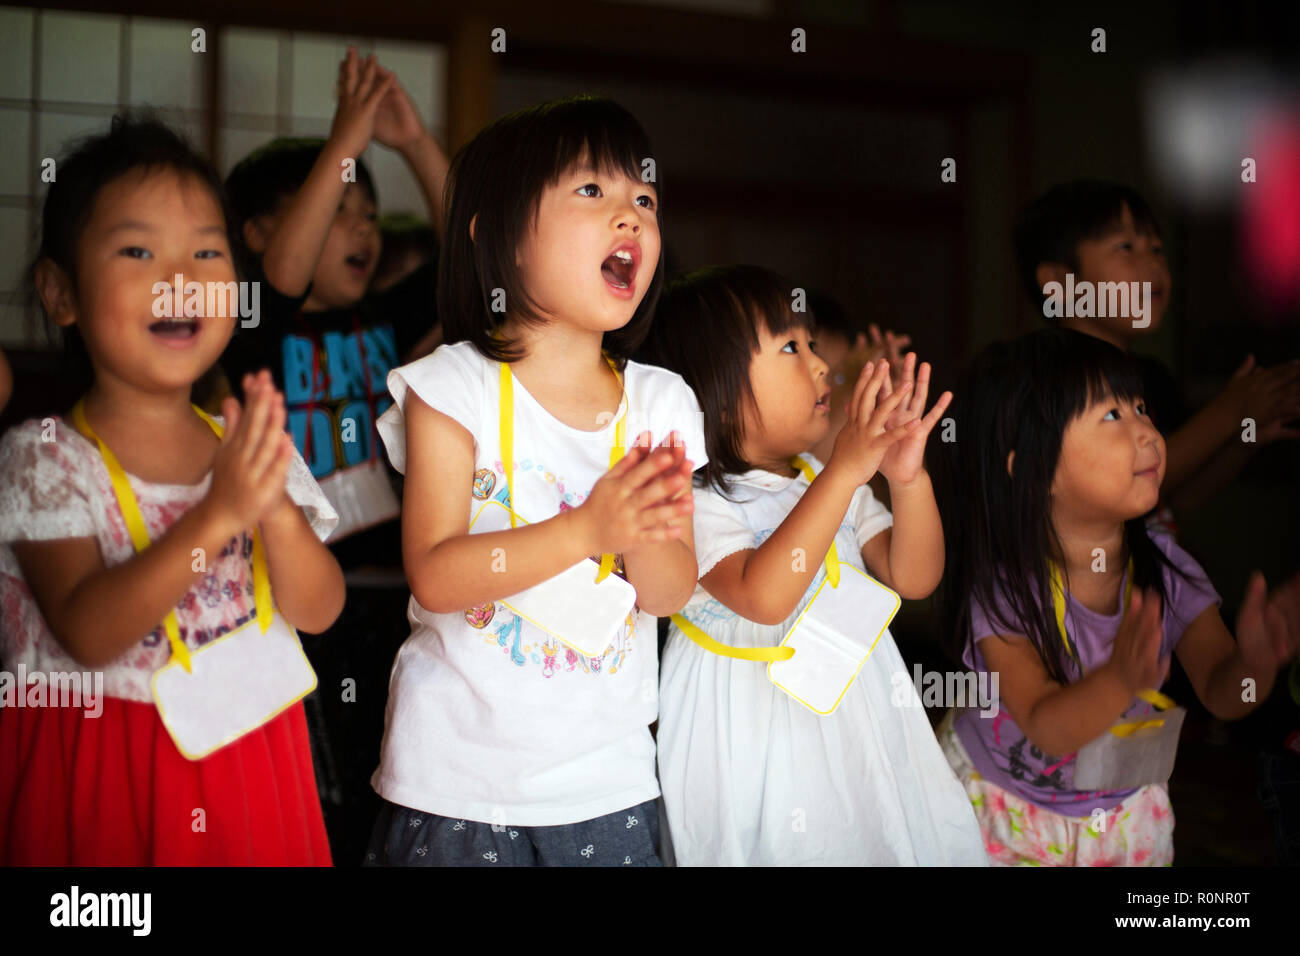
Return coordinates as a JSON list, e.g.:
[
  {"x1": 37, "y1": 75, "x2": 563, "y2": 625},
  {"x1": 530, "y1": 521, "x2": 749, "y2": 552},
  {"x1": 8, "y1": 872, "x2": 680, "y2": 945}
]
[{"x1": 937, "y1": 709, "x2": 1175, "y2": 866}]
